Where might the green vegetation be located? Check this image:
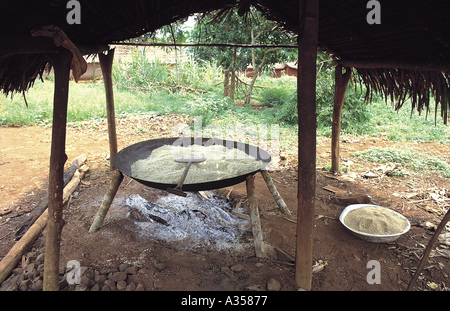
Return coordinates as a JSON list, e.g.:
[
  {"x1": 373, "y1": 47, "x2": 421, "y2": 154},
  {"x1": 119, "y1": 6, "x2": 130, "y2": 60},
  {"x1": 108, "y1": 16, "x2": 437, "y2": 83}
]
[
  {"x1": 354, "y1": 147, "x2": 450, "y2": 178},
  {"x1": 1, "y1": 57, "x2": 449, "y2": 144},
  {"x1": 0, "y1": 48, "x2": 448, "y2": 181}
]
